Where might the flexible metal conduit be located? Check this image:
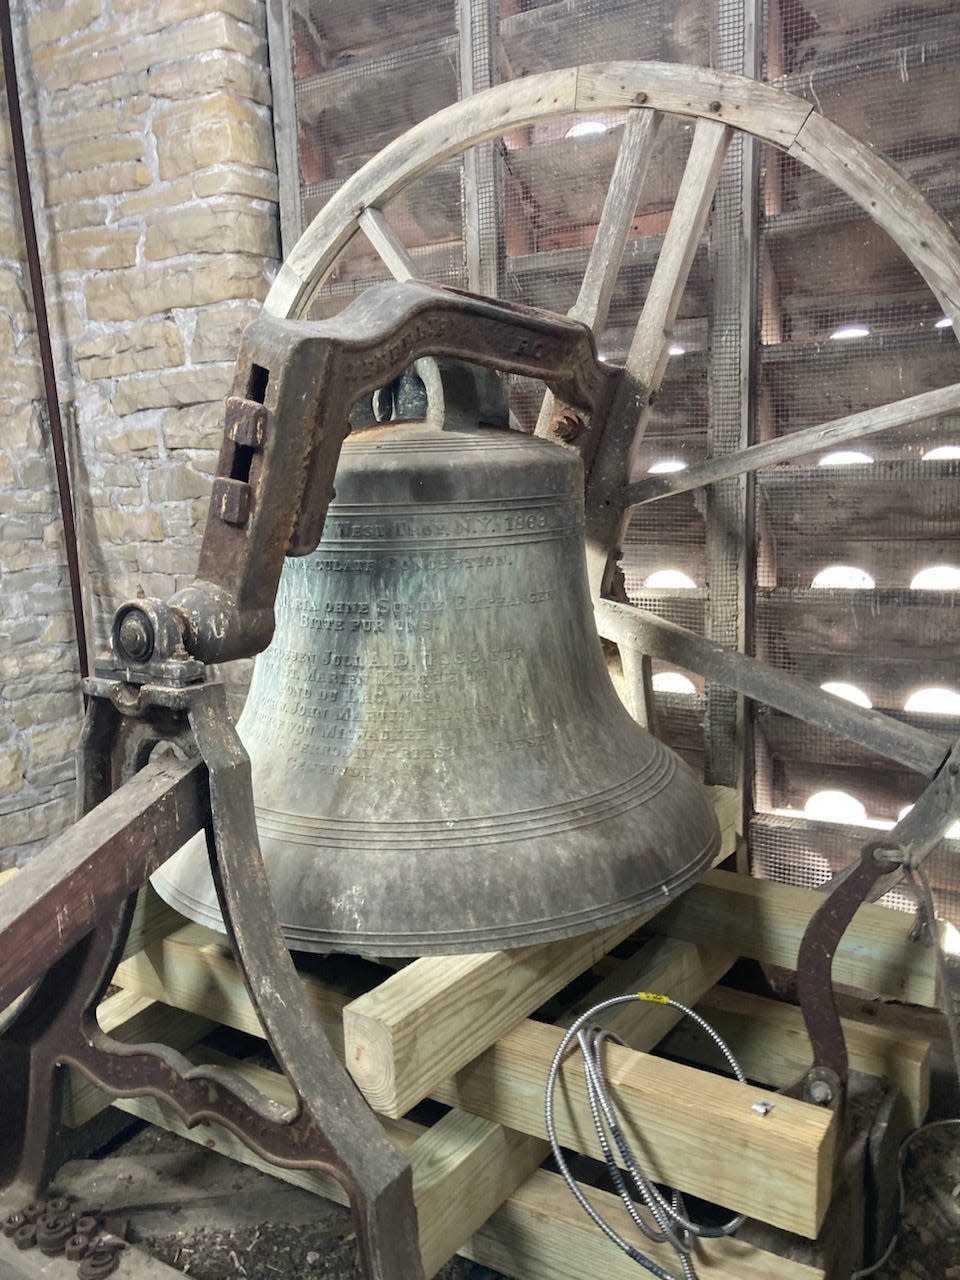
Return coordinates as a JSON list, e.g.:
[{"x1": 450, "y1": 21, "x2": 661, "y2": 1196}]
[{"x1": 0, "y1": 0, "x2": 90, "y2": 684}]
